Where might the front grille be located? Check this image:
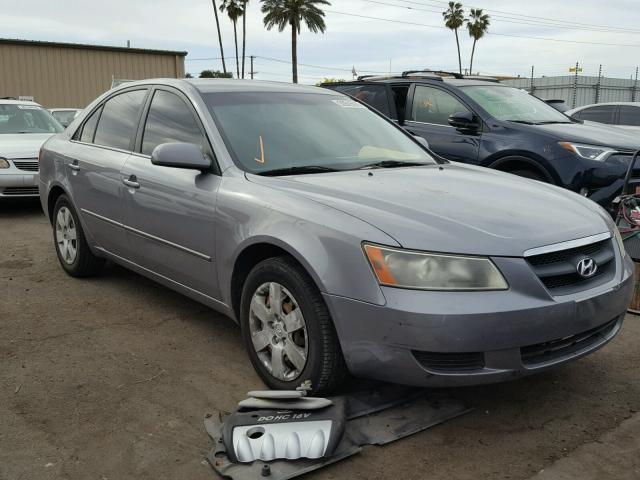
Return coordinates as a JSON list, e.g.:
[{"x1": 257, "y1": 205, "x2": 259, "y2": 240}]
[
  {"x1": 1, "y1": 187, "x2": 39, "y2": 196},
  {"x1": 526, "y1": 238, "x2": 616, "y2": 295},
  {"x1": 11, "y1": 158, "x2": 39, "y2": 172},
  {"x1": 521, "y1": 317, "x2": 619, "y2": 366},
  {"x1": 413, "y1": 350, "x2": 485, "y2": 372}
]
